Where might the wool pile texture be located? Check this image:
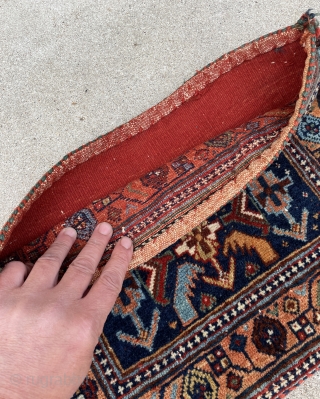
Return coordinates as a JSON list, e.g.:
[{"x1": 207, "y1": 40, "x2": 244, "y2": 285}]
[{"x1": 1, "y1": 11, "x2": 320, "y2": 399}]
